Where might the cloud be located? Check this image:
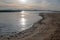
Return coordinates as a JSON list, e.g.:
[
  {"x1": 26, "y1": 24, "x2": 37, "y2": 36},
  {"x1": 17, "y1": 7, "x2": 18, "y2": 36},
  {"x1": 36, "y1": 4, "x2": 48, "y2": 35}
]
[{"x1": 0, "y1": 0, "x2": 60, "y2": 10}]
